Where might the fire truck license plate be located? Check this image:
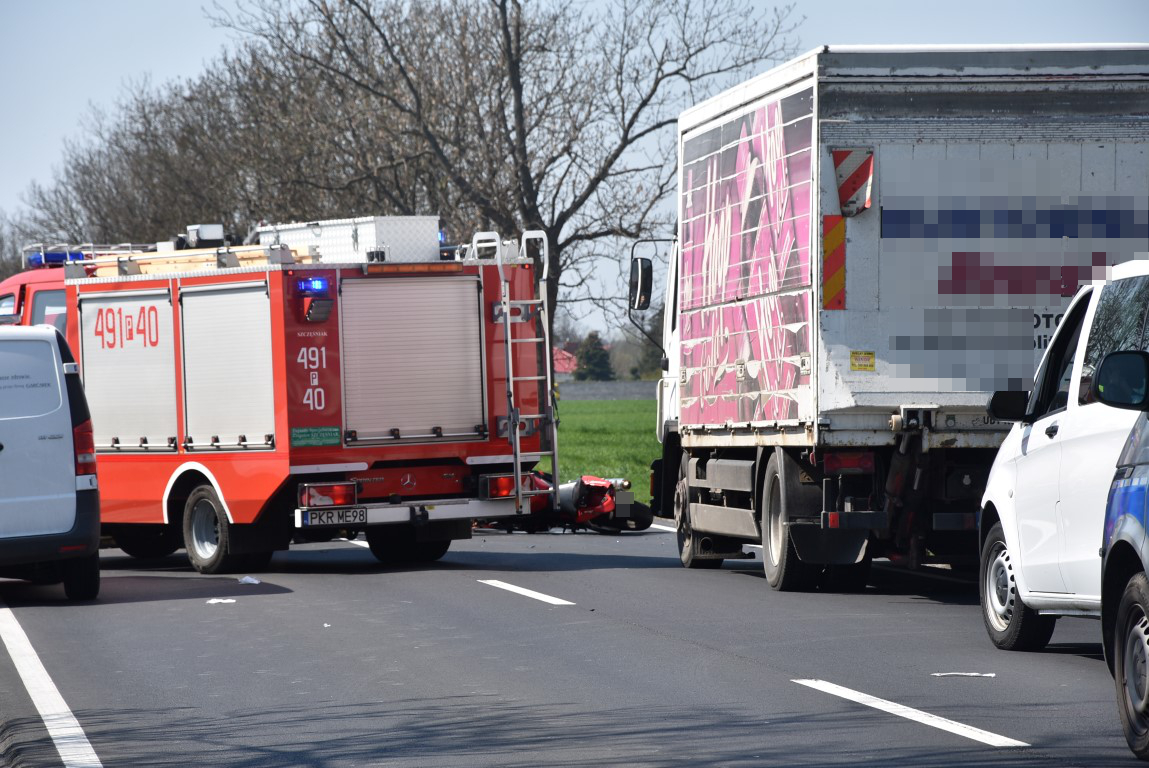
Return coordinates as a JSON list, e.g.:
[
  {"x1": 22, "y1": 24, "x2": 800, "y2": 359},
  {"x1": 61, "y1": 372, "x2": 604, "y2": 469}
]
[{"x1": 304, "y1": 508, "x2": 368, "y2": 526}]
